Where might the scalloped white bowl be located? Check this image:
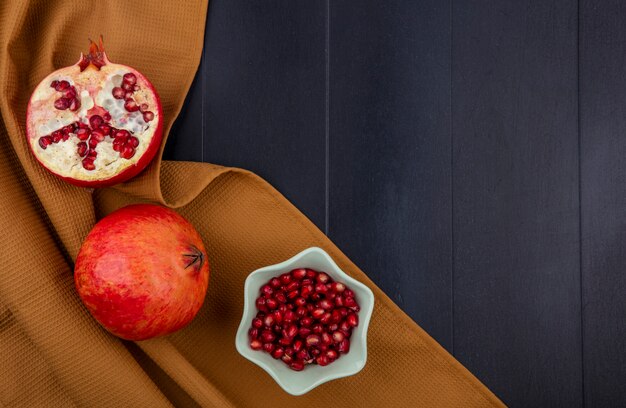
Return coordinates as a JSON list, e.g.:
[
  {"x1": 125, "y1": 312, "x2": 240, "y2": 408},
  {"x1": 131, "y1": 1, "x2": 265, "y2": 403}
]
[{"x1": 235, "y1": 247, "x2": 375, "y2": 395}]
